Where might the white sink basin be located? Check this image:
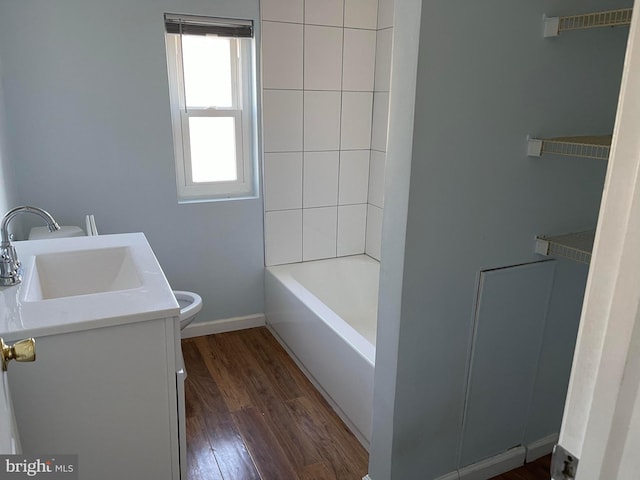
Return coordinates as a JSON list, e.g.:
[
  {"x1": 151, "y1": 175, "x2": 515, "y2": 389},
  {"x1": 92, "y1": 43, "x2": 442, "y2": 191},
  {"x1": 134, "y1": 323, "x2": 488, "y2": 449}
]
[
  {"x1": 0, "y1": 233, "x2": 179, "y2": 340},
  {"x1": 24, "y1": 247, "x2": 142, "y2": 301}
]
